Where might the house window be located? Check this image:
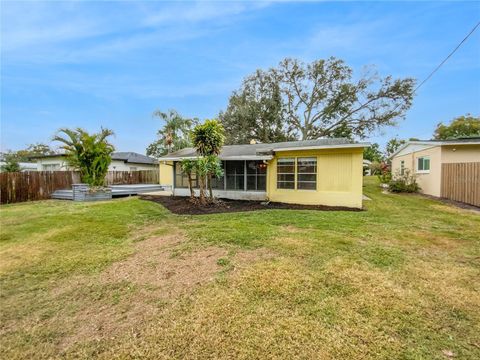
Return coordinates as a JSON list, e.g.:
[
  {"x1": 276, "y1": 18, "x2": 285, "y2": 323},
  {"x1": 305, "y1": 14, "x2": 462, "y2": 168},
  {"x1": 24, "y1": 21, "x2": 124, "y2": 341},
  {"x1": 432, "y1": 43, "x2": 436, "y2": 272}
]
[
  {"x1": 297, "y1": 157, "x2": 317, "y2": 190},
  {"x1": 42, "y1": 164, "x2": 60, "y2": 171},
  {"x1": 400, "y1": 160, "x2": 405, "y2": 175},
  {"x1": 277, "y1": 158, "x2": 295, "y2": 189},
  {"x1": 246, "y1": 160, "x2": 267, "y2": 191},
  {"x1": 226, "y1": 161, "x2": 245, "y2": 190},
  {"x1": 417, "y1": 157, "x2": 430, "y2": 173}
]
